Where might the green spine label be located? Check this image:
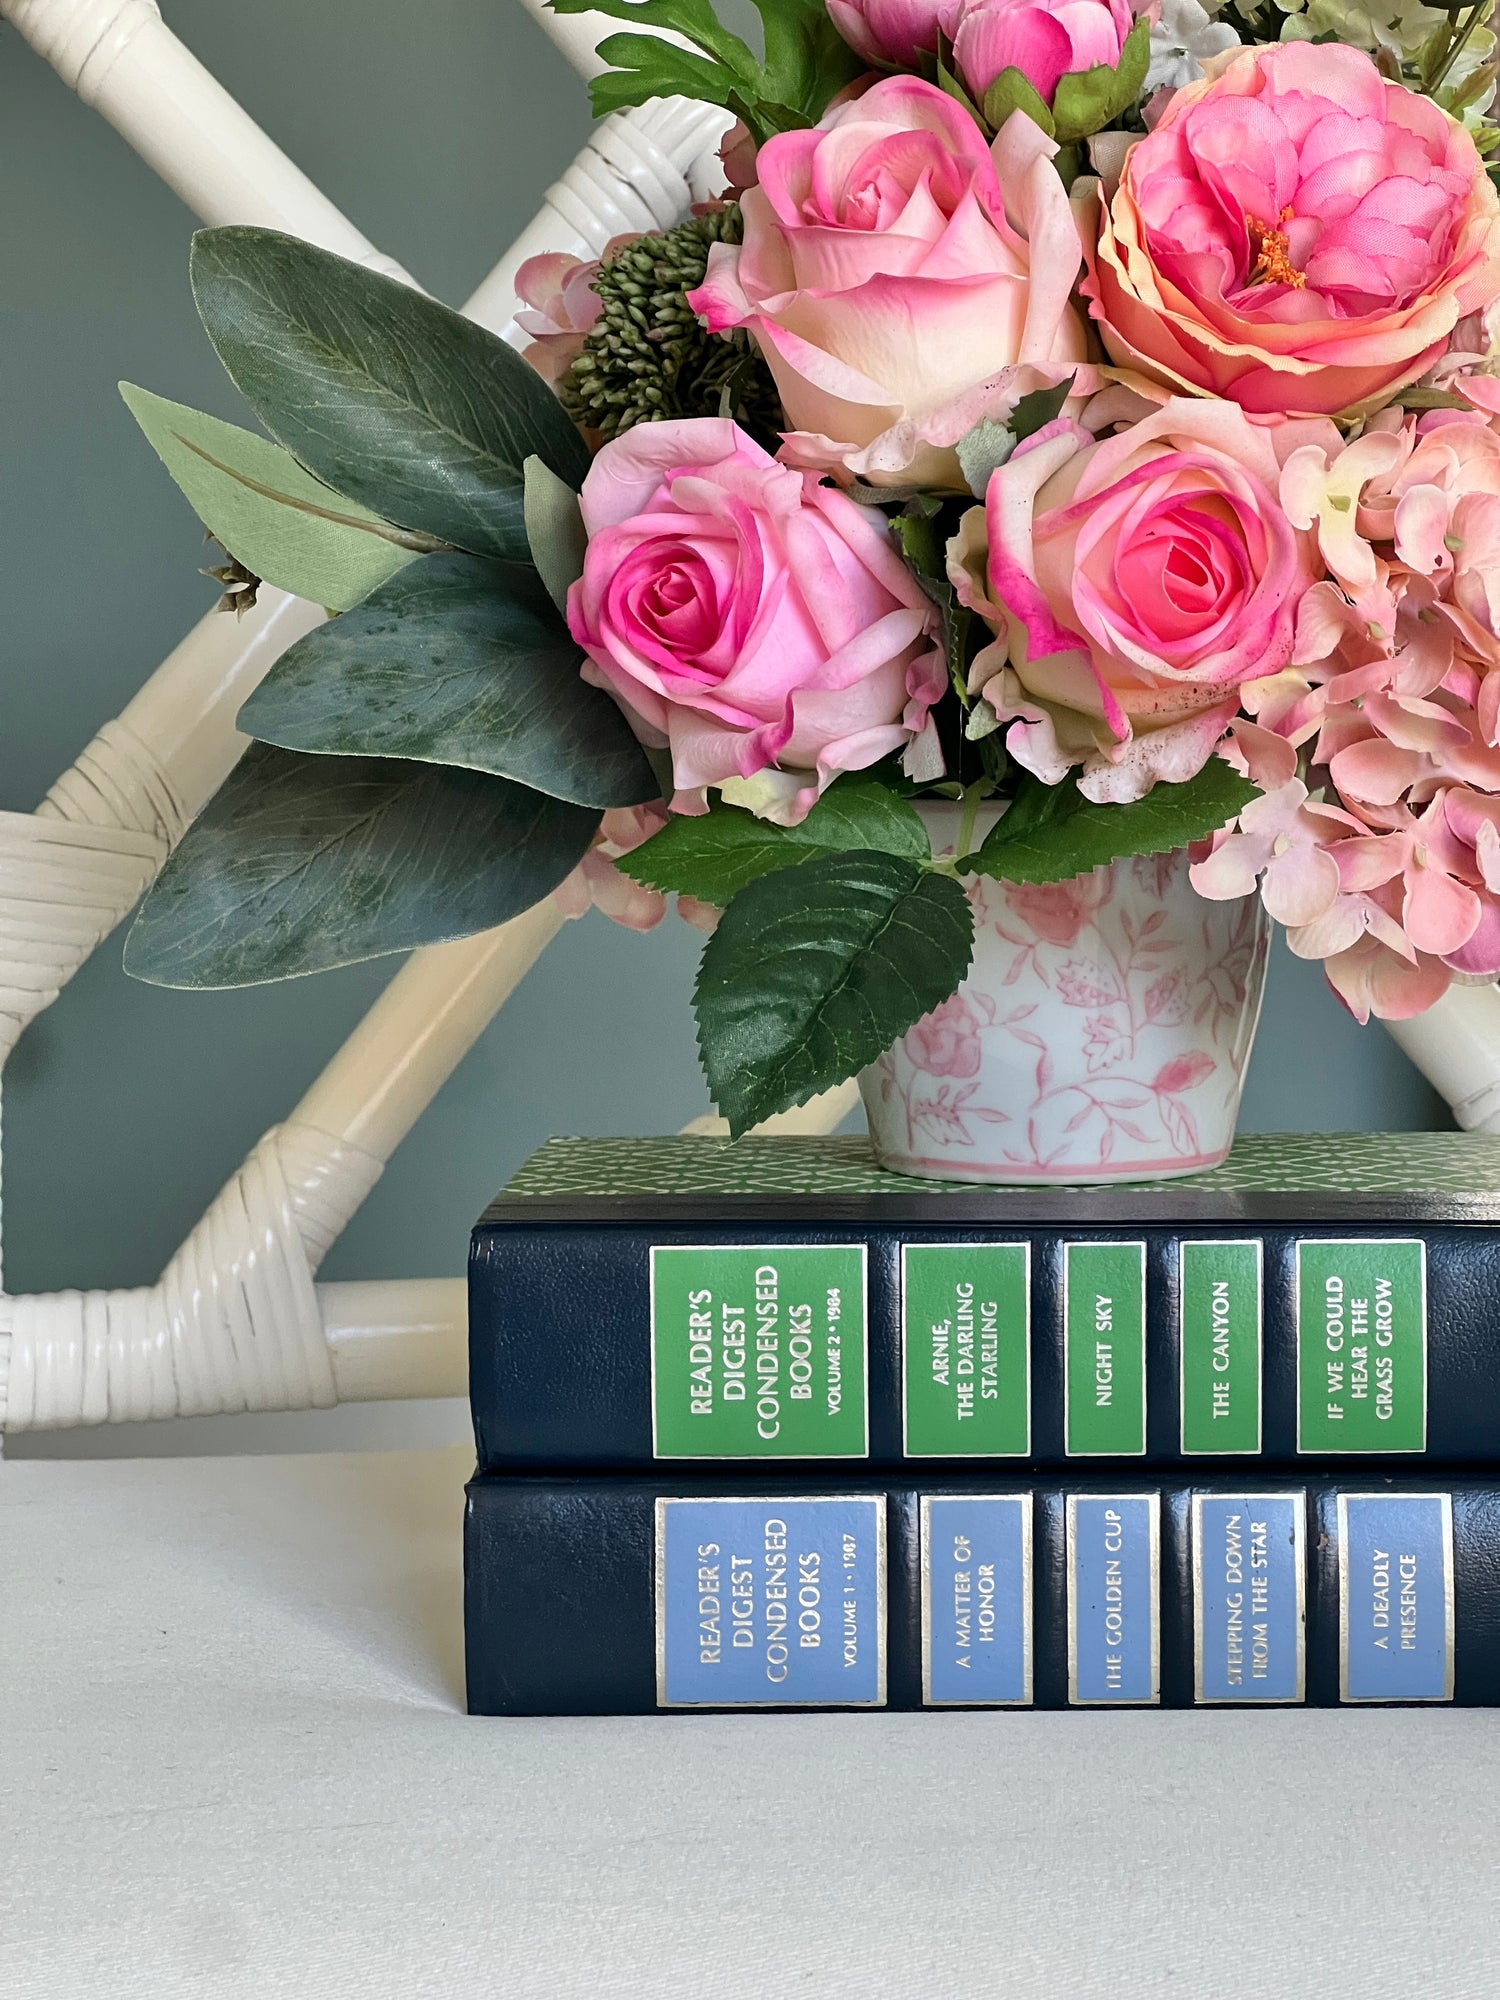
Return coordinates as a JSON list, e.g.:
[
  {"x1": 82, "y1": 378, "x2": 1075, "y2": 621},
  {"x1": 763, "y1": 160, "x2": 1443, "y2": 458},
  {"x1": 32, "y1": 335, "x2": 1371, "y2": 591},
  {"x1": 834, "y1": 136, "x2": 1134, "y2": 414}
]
[
  {"x1": 651, "y1": 1245, "x2": 868, "y2": 1458},
  {"x1": 1064, "y1": 1241, "x2": 1147, "y2": 1456},
  {"x1": 1179, "y1": 1240, "x2": 1263, "y2": 1455},
  {"x1": 1296, "y1": 1239, "x2": 1426, "y2": 1453},
  {"x1": 901, "y1": 1244, "x2": 1031, "y2": 1457}
]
